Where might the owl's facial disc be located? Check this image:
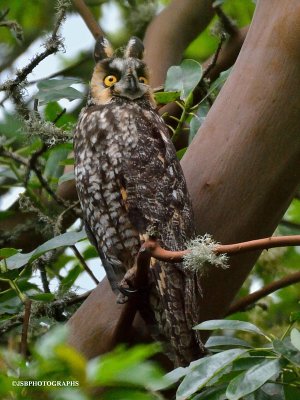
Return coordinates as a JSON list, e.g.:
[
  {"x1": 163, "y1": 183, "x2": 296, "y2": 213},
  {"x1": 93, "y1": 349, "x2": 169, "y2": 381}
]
[
  {"x1": 105, "y1": 58, "x2": 148, "y2": 100},
  {"x1": 91, "y1": 57, "x2": 152, "y2": 104},
  {"x1": 113, "y1": 71, "x2": 148, "y2": 100}
]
